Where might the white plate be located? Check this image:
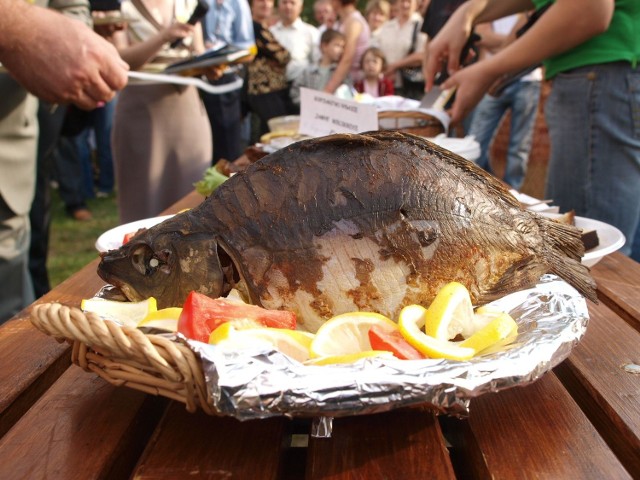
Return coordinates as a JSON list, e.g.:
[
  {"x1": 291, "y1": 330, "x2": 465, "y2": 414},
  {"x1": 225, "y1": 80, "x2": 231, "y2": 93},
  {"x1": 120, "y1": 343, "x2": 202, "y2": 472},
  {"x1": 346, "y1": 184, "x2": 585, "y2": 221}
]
[
  {"x1": 540, "y1": 213, "x2": 626, "y2": 267},
  {"x1": 95, "y1": 215, "x2": 174, "y2": 252},
  {"x1": 509, "y1": 190, "x2": 559, "y2": 213}
]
